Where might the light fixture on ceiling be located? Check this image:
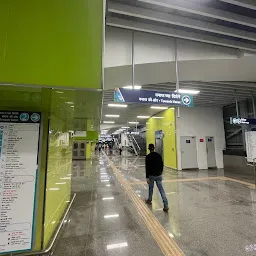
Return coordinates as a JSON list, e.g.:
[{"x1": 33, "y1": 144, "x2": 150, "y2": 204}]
[
  {"x1": 128, "y1": 121, "x2": 139, "y2": 124},
  {"x1": 150, "y1": 106, "x2": 168, "y2": 110},
  {"x1": 55, "y1": 91, "x2": 64, "y2": 94},
  {"x1": 103, "y1": 121, "x2": 115, "y2": 124},
  {"x1": 105, "y1": 114, "x2": 120, "y2": 118},
  {"x1": 175, "y1": 89, "x2": 200, "y2": 95},
  {"x1": 65, "y1": 102, "x2": 74, "y2": 104},
  {"x1": 137, "y1": 116, "x2": 150, "y2": 119},
  {"x1": 152, "y1": 116, "x2": 164, "y2": 119},
  {"x1": 123, "y1": 85, "x2": 141, "y2": 90},
  {"x1": 122, "y1": 127, "x2": 130, "y2": 129},
  {"x1": 71, "y1": 106, "x2": 74, "y2": 108},
  {"x1": 108, "y1": 104, "x2": 128, "y2": 108}
]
